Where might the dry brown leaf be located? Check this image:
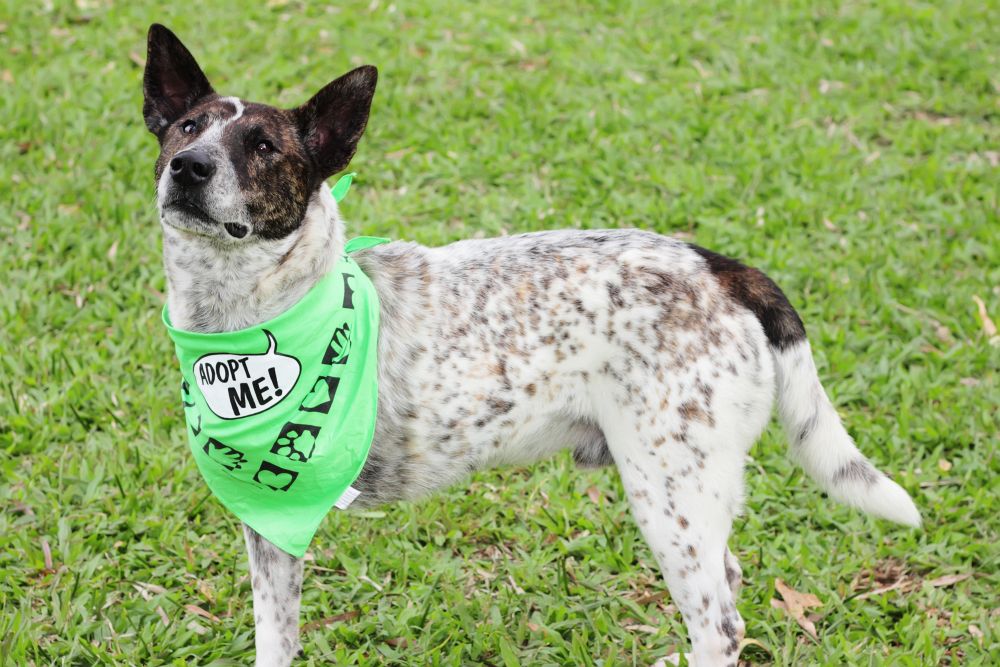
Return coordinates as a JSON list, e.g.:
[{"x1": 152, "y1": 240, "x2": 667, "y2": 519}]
[
  {"x1": 739, "y1": 636, "x2": 772, "y2": 655},
  {"x1": 133, "y1": 583, "x2": 153, "y2": 601},
  {"x1": 633, "y1": 590, "x2": 669, "y2": 605},
  {"x1": 136, "y1": 581, "x2": 167, "y2": 595},
  {"x1": 775, "y1": 579, "x2": 822, "y2": 609},
  {"x1": 854, "y1": 568, "x2": 971, "y2": 600},
  {"x1": 972, "y1": 295, "x2": 998, "y2": 342},
  {"x1": 385, "y1": 147, "x2": 415, "y2": 160},
  {"x1": 586, "y1": 486, "x2": 603, "y2": 504},
  {"x1": 852, "y1": 559, "x2": 916, "y2": 599},
  {"x1": 40, "y1": 538, "x2": 53, "y2": 571},
  {"x1": 197, "y1": 579, "x2": 214, "y2": 604},
  {"x1": 186, "y1": 619, "x2": 208, "y2": 635},
  {"x1": 156, "y1": 605, "x2": 170, "y2": 626},
  {"x1": 625, "y1": 70, "x2": 646, "y2": 85},
  {"x1": 935, "y1": 324, "x2": 953, "y2": 343},
  {"x1": 917, "y1": 601, "x2": 952, "y2": 627},
  {"x1": 853, "y1": 579, "x2": 910, "y2": 600},
  {"x1": 914, "y1": 111, "x2": 958, "y2": 126},
  {"x1": 184, "y1": 604, "x2": 221, "y2": 623},
  {"x1": 11, "y1": 501, "x2": 34, "y2": 517},
  {"x1": 925, "y1": 573, "x2": 972, "y2": 588},
  {"x1": 773, "y1": 579, "x2": 822, "y2": 640},
  {"x1": 623, "y1": 623, "x2": 660, "y2": 634},
  {"x1": 301, "y1": 609, "x2": 359, "y2": 633}
]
